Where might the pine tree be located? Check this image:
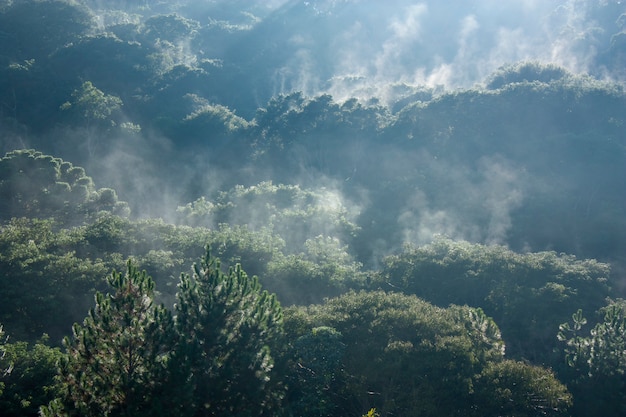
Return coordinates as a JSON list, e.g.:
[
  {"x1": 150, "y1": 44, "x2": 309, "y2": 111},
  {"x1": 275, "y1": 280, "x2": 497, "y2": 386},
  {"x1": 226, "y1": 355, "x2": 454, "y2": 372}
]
[
  {"x1": 41, "y1": 260, "x2": 174, "y2": 417},
  {"x1": 558, "y1": 303, "x2": 626, "y2": 416},
  {"x1": 172, "y1": 248, "x2": 284, "y2": 417}
]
